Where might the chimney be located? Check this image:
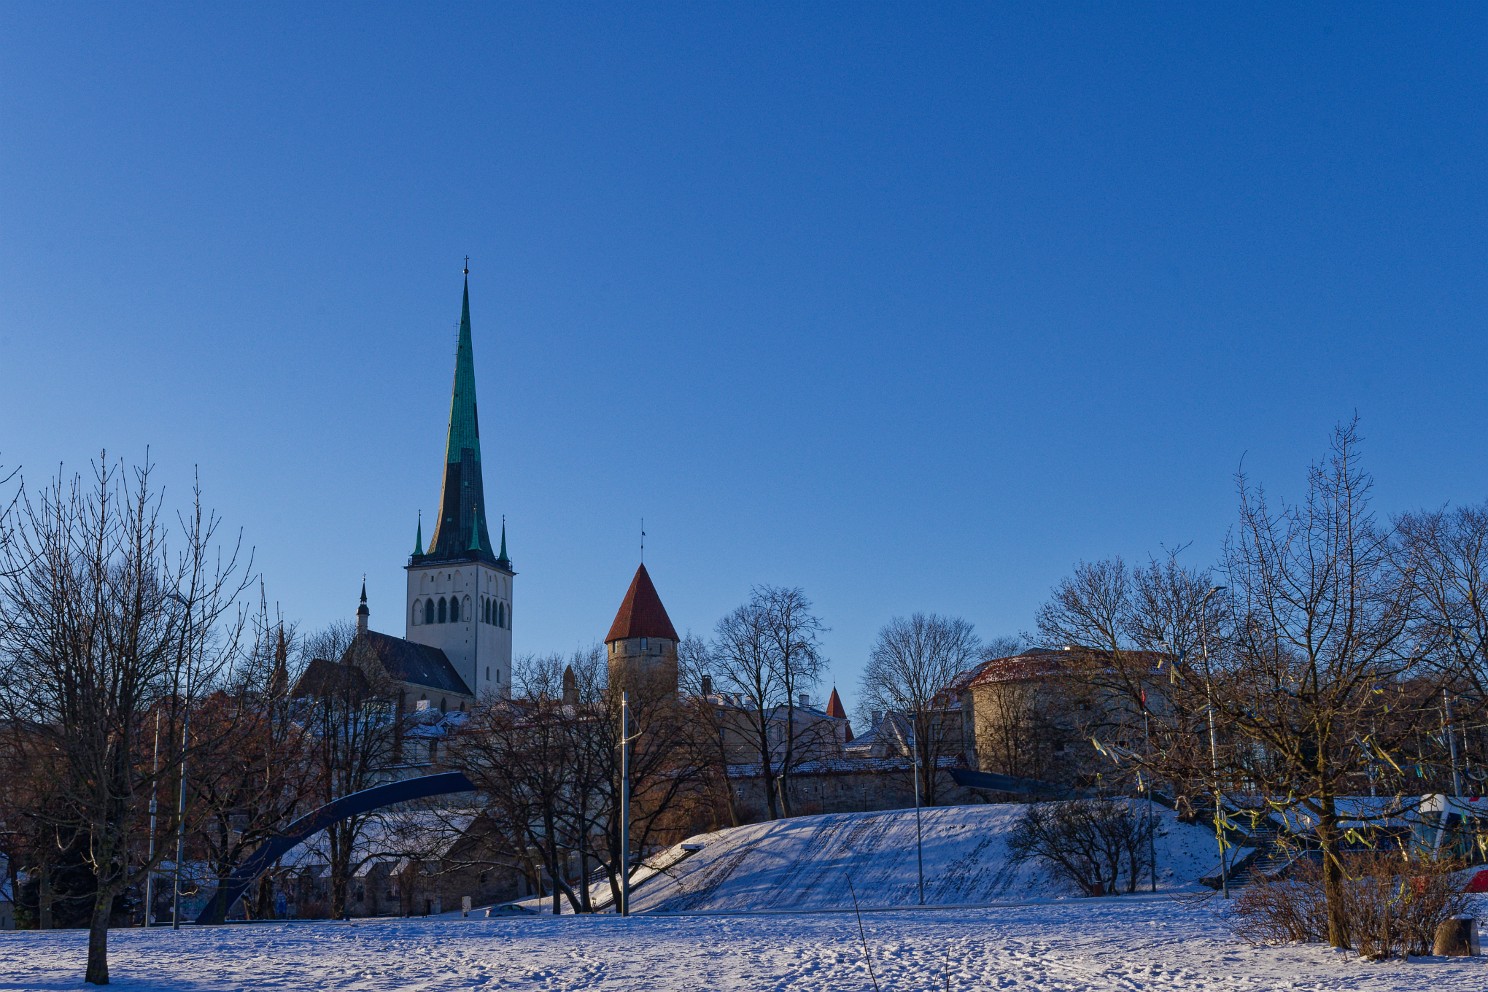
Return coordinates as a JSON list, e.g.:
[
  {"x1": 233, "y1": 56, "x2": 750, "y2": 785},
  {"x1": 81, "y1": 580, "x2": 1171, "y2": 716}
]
[
  {"x1": 701, "y1": 675, "x2": 713, "y2": 697},
  {"x1": 871, "y1": 710, "x2": 882, "y2": 726},
  {"x1": 562, "y1": 665, "x2": 578, "y2": 706},
  {"x1": 799, "y1": 692, "x2": 810, "y2": 709}
]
